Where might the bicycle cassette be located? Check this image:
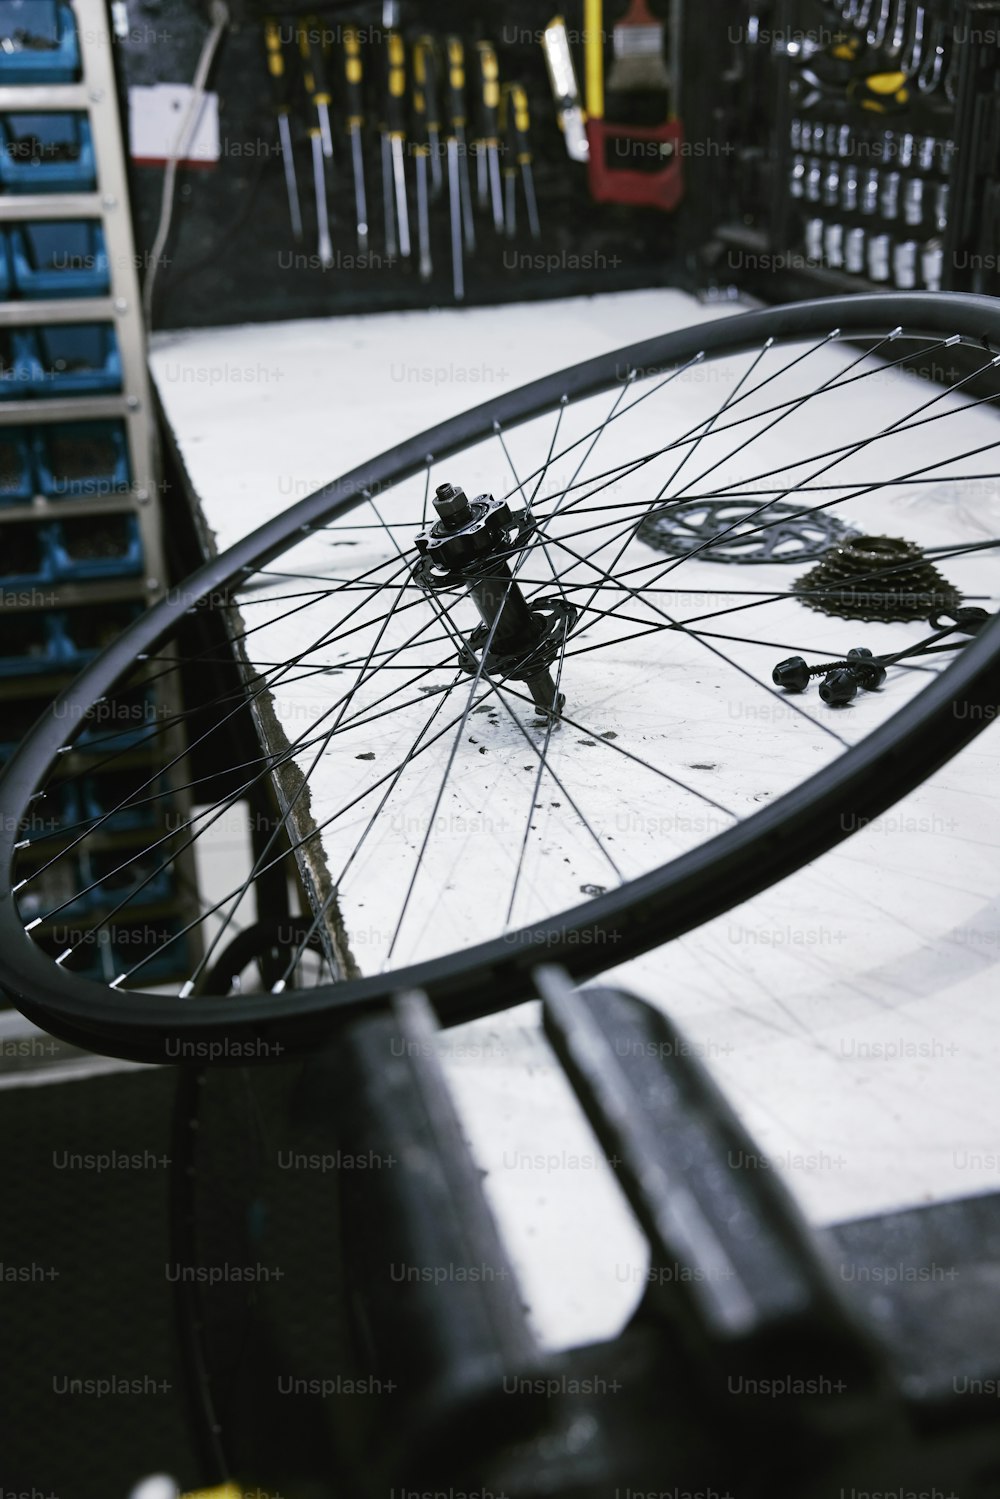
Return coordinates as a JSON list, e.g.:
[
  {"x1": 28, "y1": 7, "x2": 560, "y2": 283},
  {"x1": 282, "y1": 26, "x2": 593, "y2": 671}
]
[
  {"x1": 793, "y1": 535, "x2": 962, "y2": 621},
  {"x1": 637, "y1": 498, "x2": 854, "y2": 564}
]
